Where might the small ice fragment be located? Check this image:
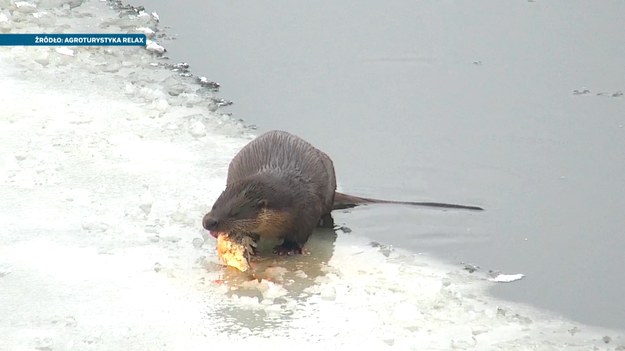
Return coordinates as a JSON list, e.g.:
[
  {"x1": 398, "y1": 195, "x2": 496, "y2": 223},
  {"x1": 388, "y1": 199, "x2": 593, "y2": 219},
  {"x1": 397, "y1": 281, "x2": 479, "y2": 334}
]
[
  {"x1": 294, "y1": 270, "x2": 307, "y2": 279},
  {"x1": 81, "y1": 221, "x2": 109, "y2": 233},
  {"x1": 0, "y1": 266, "x2": 11, "y2": 277},
  {"x1": 163, "y1": 236, "x2": 181, "y2": 243},
  {"x1": 264, "y1": 266, "x2": 288, "y2": 282},
  {"x1": 472, "y1": 328, "x2": 488, "y2": 336},
  {"x1": 207, "y1": 103, "x2": 219, "y2": 112},
  {"x1": 171, "y1": 62, "x2": 189, "y2": 70},
  {"x1": 451, "y1": 336, "x2": 478, "y2": 349},
  {"x1": 136, "y1": 27, "x2": 155, "y2": 37},
  {"x1": 139, "y1": 188, "x2": 153, "y2": 216},
  {"x1": 371, "y1": 241, "x2": 393, "y2": 256},
  {"x1": 124, "y1": 82, "x2": 135, "y2": 95},
  {"x1": 197, "y1": 76, "x2": 220, "y2": 89},
  {"x1": 64, "y1": 315, "x2": 77, "y2": 327},
  {"x1": 33, "y1": 50, "x2": 50, "y2": 66},
  {"x1": 189, "y1": 121, "x2": 206, "y2": 137},
  {"x1": 14, "y1": 152, "x2": 27, "y2": 161},
  {"x1": 55, "y1": 47, "x2": 74, "y2": 56},
  {"x1": 168, "y1": 83, "x2": 186, "y2": 96},
  {"x1": 320, "y1": 286, "x2": 336, "y2": 301},
  {"x1": 273, "y1": 297, "x2": 288, "y2": 305},
  {"x1": 487, "y1": 271, "x2": 524, "y2": 283},
  {"x1": 237, "y1": 296, "x2": 260, "y2": 307},
  {"x1": 34, "y1": 337, "x2": 53, "y2": 351},
  {"x1": 101, "y1": 62, "x2": 120, "y2": 73},
  {"x1": 151, "y1": 12, "x2": 160, "y2": 22},
  {"x1": 15, "y1": 1, "x2": 37, "y2": 13},
  {"x1": 261, "y1": 281, "x2": 288, "y2": 300},
  {"x1": 151, "y1": 98, "x2": 169, "y2": 112},
  {"x1": 170, "y1": 210, "x2": 186, "y2": 223},
  {"x1": 144, "y1": 224, "x2": 159, "y2": 234},
  {"x1": 463, "y1": 263, "x2": 480, "y2": 273},
  {"x1": 192, "y1": 237, "x2": 204, "y2": 248},
  {"x1": 0, "y1": 12, "x2": 9, "y2": 23},
  {"x1": 146, "y1": 40, "x2": 166, "y2": 55},
  {"x1": 496, "y1": 307, "x2": 507, "y2": 317}
]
